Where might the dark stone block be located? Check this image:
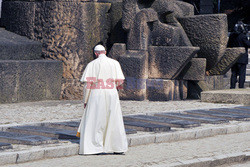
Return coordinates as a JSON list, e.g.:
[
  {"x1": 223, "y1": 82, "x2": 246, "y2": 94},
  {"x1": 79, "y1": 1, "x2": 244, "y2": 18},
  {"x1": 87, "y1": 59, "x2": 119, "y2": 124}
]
[
  {"x1": 178, "y1": 14, "x2": 228, "y2": 70},
  {"x1": 7, "y1": 125, "x2": 78, "y2": 140},
  {"x1": 208, "y1": 48, "x2": 246, "y2": 75},
  {"x1": 0, "y1": 61, "x2": 19, "y2": 103},
  {"x1": 209, "y1": 108, "x2": 250, "y2": 116},
  {"x1": 118, "y1": 50, "x2": 148, "y2": 101},
  {"x1": 185, "y1": 110, "x2": 249, "y2": 120},
  {"x1": 1, "y1": 1, "x2": 35, "y2": 38},
  {"x1": 44, "y1": 121, "x2": 80, "y2": 131},
  {"x1": 147, "y1": 79, "x2": 187, "y2": 101},
  {"x1": 155, "y1": 112, "x2": 229, "y2": 124},
  {"x1": 148, "y1": 46, "x2": 199, "y2": 79},
  {"x1": 0, "y1": 142, "x2": 13, "y2": 150},
  {"x1": 0, "y1": 28, "x2": 42, "y2": 60},
  {"x1": 0, "y1": 131, "x2": 58, "y2": 145},
  {"x1": 173, "y1": 0, "x2": 194, "y2": 17},
  {"x1": 109, "y1": 43, "x2": 126, "y2": 60},
  {"x1": 178, "y1": 58, "x2": 206, "y2": 81},
  {"x1": 235, "y1": 106, "x2": 250, "y2": 111},
  {"x1": 0, "y1": 60, "x2": 62, "y2": 103},
  {"x1": 123, "y1": 115, "x2": 200, "y2": 128},
  {"x1": 127, "y1": 8, "x2": 158, "y2": 50},
  {"x1": 124, "y1": 120, "x2": 171, "y2": 132},
  {"x1": 125, "y1": 128, "x2": 137, "y2": 134}
]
